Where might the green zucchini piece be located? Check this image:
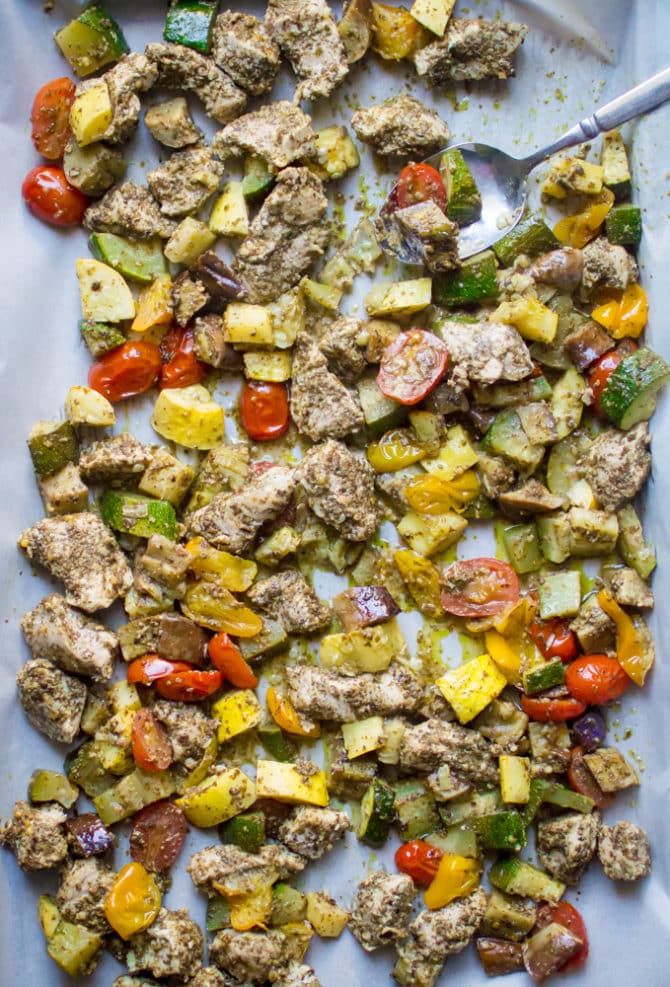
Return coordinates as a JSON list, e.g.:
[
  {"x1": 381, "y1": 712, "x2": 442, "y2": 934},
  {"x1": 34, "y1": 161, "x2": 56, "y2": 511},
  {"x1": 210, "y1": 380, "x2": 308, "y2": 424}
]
[
  {"x1": 356, "y1": 376, "x2": 405, "y2": 434},
  {"x1": 471, "y1": 811, "x2": 526, "y2": 852},
  {"x1": 432, "y1": 250, "x2": 498, "y2": 307},
  {"x1": 551, "y1": 367, "x2": 585, "y2": 440},
  {"x1": 357, "y1": 778, "x2": 396, "y2": 846},
  {"x1": 219, "y1": 811, "x2": 266, "y2": 854},
  {"x1": 493, "y1": 214, "x2": 560, "y2": 266},
  {"x1": 93, "y1": 768, "x2": 175, "y2": 825},
  {"x1": 393, "y1": 779, "x2": 438, "y2": 840},
  {"x1": 606, "y1": 204, "x2": 642, "y2": 246},
  {"x1": 462, "y1": 494, "x2": 496, "y2": 520},
  {"x1": 270, "y1": 883, "x2": 307, "y2": 926},
  {"x1": 536, "y1": 514, "x2": 571, "y2": 565},
  {"x1": 243, "y1": 155, "x2": 275, "y2": 199},
  {"x1": 206, "y1": 895, "x2": 232, "y2": 932},
  {"x1": 489, "y1": 857, "x2": 565, "y2": 904},
  {"x1": 522, "y1": 658, "x2": 566, "y2": 696},
  {"x1": 326, "y1": 738, "x2": 376, "y2": 799},
  {"x1": 54, "y1": 5, "x2": 129, "y2": 77},
  {"x1": 537, "y1": 569, "x2": 581, "y2": 619},
  {"x1": 482, "y1": 888, "x2": 537, "y2": 941},
  {"x1": 99, "y1": 490, "x2": 178, "y2": 540},
  {"x1": 483, "y1": 409, "x2": 544, "y2": 471},
  {"x1": 545, "y1": 433, "x2": 591, "y2": 499},
  {"x1": 65, "y1": 742, "x2": 115, "y2": 799},
  {"x1": 38, "y1": 895, "x2": 61, "y2": 940},
  {"x1": 28, "y1": 420, "x2": 78, "y2": 476},
  {"x1": 237, "y1": 617, "x2": 288, "y2": 661},
  {"x1": 426, "y1": 826, "x2": 479, "y2": 858},
  {"x1": 28, "y1": 769, "x2": 79, "y2": 809},
  {"x1": 540, "y1": 780, "x2": 595, "y2": 814},
  {"x1": 47, "y1": 920, "x2": 103, "y2": 976},
  {"x1": 439, "y1": 790, "x2": 501, "y2": 827},
  {"x1": 257, "y1": 721, "x2": 297, "y2": 762},
  {"x1": 473, "y1": 376, "x2": 552, "y2": 409},
  {"x1": 601, "y1": 130, "x2": 632, "y2": 201},
  {"x1": 441, "y1": 149, "x2": 483, "y2": 226},
  {"x1": 519, "y1": 778, "x2": 547, "y2": 827},
  {"x1": 80, "y1": 320, "x2": 125, "y2": 359},
  {"x1": 90, "y1": 233, "x2": 166, "y2": 284},
  {"x1": 164, "y1": 1, "x2": 217, "y2": 53},
  {"x1": 599, "y1": 346, "x2": 670, "y2": 430},
  {"x1": 617, "y1": 505, "x2": 656, "y2": 579},
  {"x1": 502, "y1": 525, "x2": 543, "y2": 575}
]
